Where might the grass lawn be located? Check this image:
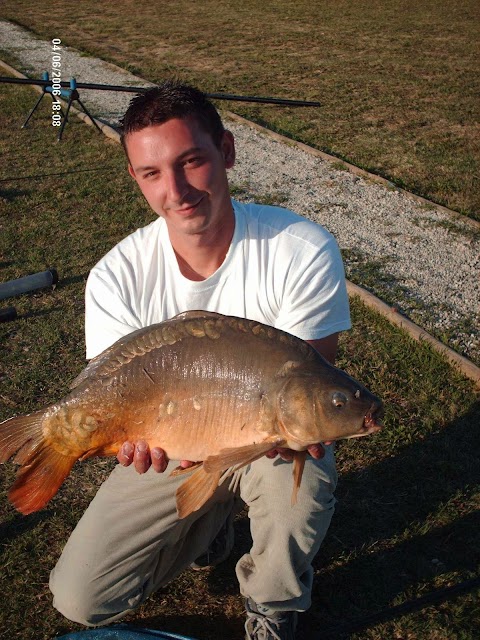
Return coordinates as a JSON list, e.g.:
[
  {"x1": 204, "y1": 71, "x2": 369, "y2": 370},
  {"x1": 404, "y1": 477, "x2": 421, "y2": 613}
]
[
  {"x1": 0, "y1": 0, "x2": 479, "y2": 219},
  {"x1": 0, "y1": 76, "x2": 479, "y2": 640}
]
